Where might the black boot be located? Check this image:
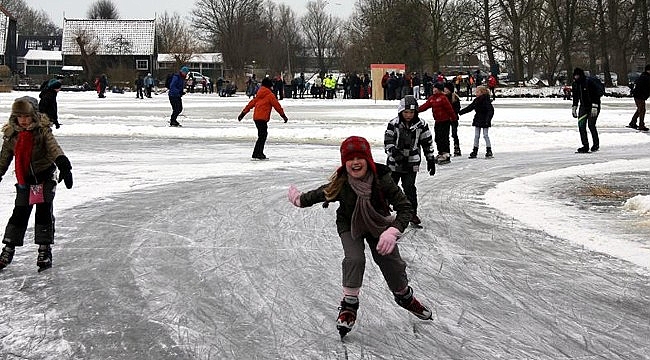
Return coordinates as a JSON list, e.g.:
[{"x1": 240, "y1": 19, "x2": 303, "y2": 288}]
[
  {"x1": 485, "y1": 147, "x2": 493, "y2": 158},
  {"x1": 37, "y1": 244, "x2": 52, "y2": 271},
  {"x1": 468, "y1": 147, "x2": 478, "y2": 159},
  {"x1": 0, "y1": 246, "x2": 15, "y2": 269},
  {"x1": 453, "y1": 144, "x2": 461, "y2": 156}
]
